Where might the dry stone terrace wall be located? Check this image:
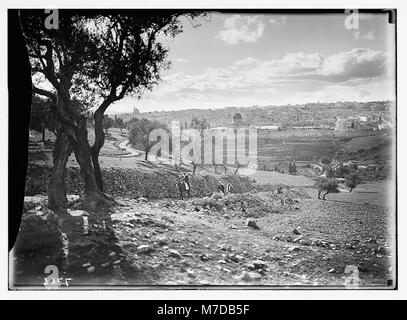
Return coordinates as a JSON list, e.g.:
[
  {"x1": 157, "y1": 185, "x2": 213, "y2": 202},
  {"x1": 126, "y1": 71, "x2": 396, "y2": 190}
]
[{"x1": 25, "y1": 164, "x2": 254, "y2": 199}]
